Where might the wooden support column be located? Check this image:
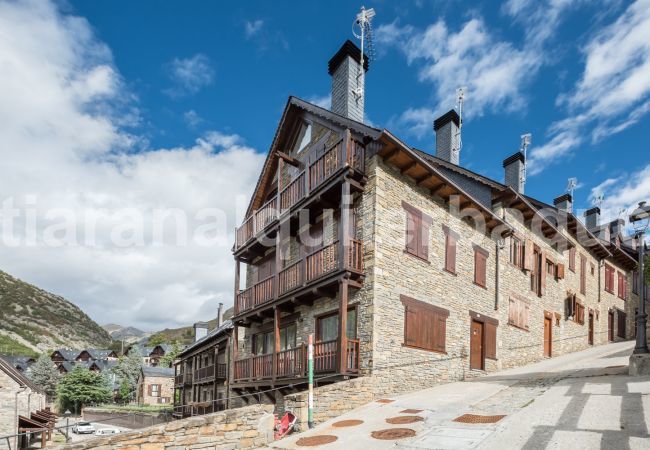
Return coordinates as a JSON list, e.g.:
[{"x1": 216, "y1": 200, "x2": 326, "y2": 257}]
[
  {"x1": 234, "y1": 257, "x2": 240, "y2": 314},
  {"x1": 337, "y1": 278, "x2": 349, "y2": 373},
  {"x1": 273, "y1": 306, "x2": 281, "y2": 381},
  {"x1": 339, "y1": 180, "x2": 352, "y2": 270},
  {"x1": 343, "y1": 128, "x2": 351, "y2": 166},
  {"x1": 275, "y1": 226, "x2": 282, "y2": 299}
]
